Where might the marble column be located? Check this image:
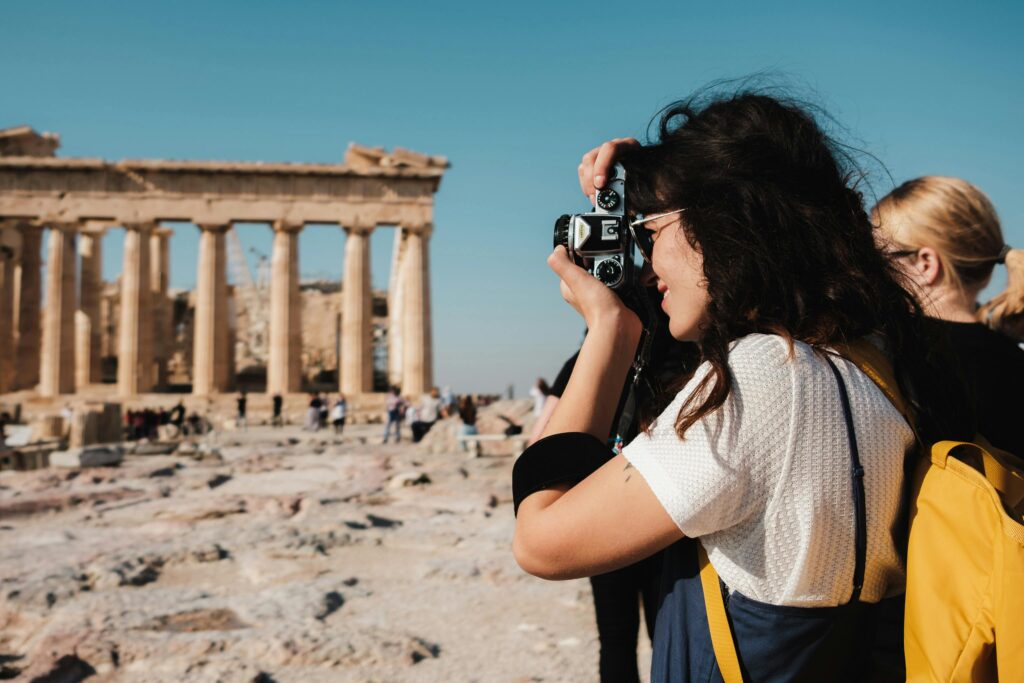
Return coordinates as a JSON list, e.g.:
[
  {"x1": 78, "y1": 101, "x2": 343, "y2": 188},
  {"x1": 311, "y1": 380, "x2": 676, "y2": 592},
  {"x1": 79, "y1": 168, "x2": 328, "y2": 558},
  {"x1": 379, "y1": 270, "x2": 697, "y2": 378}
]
[
  {"x1": 117, "y1": 223, "x2": 154, "y2": 395},
  {"x1": 340, "y1": 223, "x2": 374, "y2": 394},
  {"x1": 76, "y1": 223, "x2": 106, "y2": 388},
  {"x1": 401, "y1": 225, "x2": 433, "y2": 397},
  {"x1": 39, "y1": 223, "x2": 77, "y2": 397},
  {"x1": 267, "y1": 220, "x2": 303, "y2": 395},
  {"x1": 192, "y1": 223, "x2": 230, "y2": 395},
  {"x1": 150, "y1": 227, "x2": 173, "y2": 388},
  {"x1": 0, "y1": 224, "x2": 19, "y2": 394},
  {"x1": 14, "y1": 223, "x2": 42, "y2": 390},
  {"x1": 387, "y1": 227, "x2": 407, "y2": 387}
]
